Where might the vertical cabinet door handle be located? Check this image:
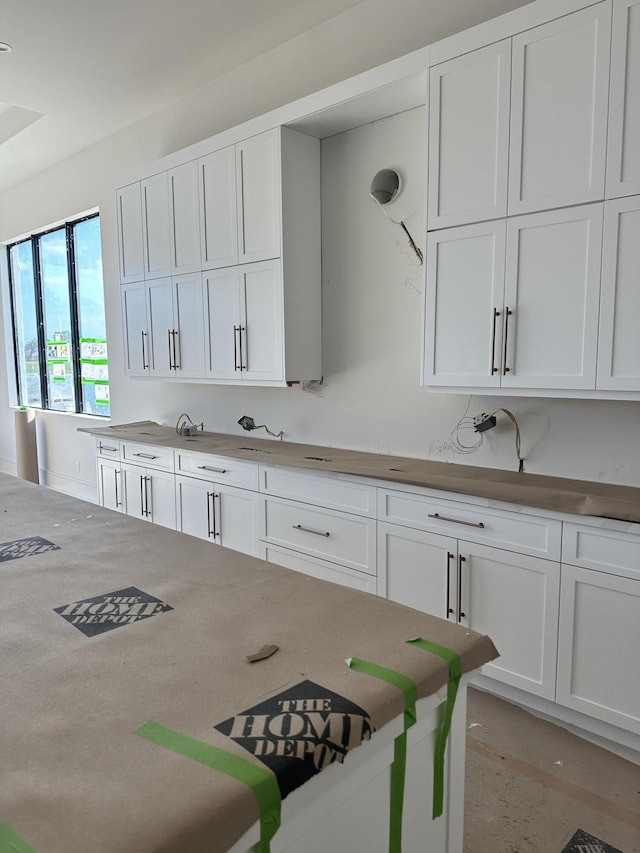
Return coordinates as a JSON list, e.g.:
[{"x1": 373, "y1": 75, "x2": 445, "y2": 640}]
[
  {"x1": 141, "y1": 331, "x2": 148, "y2": 369},
  {"x1": 212, "y1": 493, "x2": 220, "y2": 539},
  {"x1": 139, "y1": 475, "x2": 145, "y2": 517},
  {"x1": 114, "y1": 469, "x2": 121, "y2": 508},
  {"x1": 239, "y1": 326, "x2": 246, "y2": 371},
  {"x1": 457, "y1": 554, "x2": 466, "y2": 622},
  {"x1": 490, "y1": 307, "x2": 501, "y2": 375},
  {"x1": 446, "y1": 551, "x2": 455, "y2": 618},
  {"x1": 502, "y1": 307, "x2": 513, "y2": 375},
  {"x1": 206, "y1": 491, "x2": 214, "y2": 538},
  {"x1": 233, "y1": 326, "x2": 240, "y2": 371},
  {"x1": 144, "y1": 476, "x2": 151, "y2": 518},
  {"x1": 172, "y1": 330, "x2": 180, "y2": 370},
  {"x1": 167, "y1": 329, "x2": 174, "y2": 370}
]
